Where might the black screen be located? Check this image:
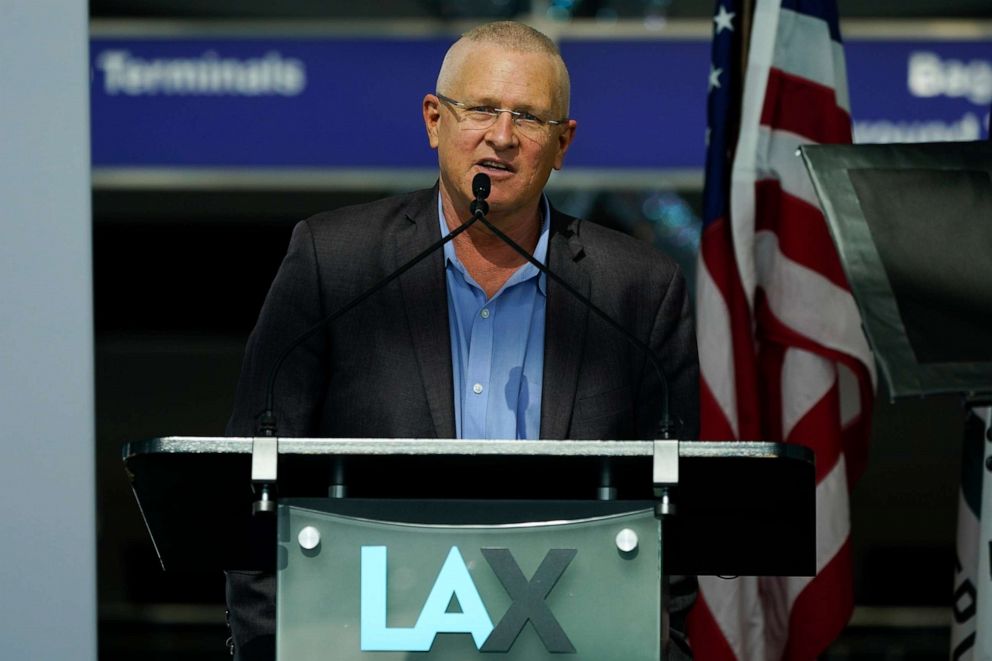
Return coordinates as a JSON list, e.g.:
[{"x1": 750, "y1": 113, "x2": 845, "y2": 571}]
[{"x1": 848, "y1": 167, "x2": 992, "y2": 364}]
